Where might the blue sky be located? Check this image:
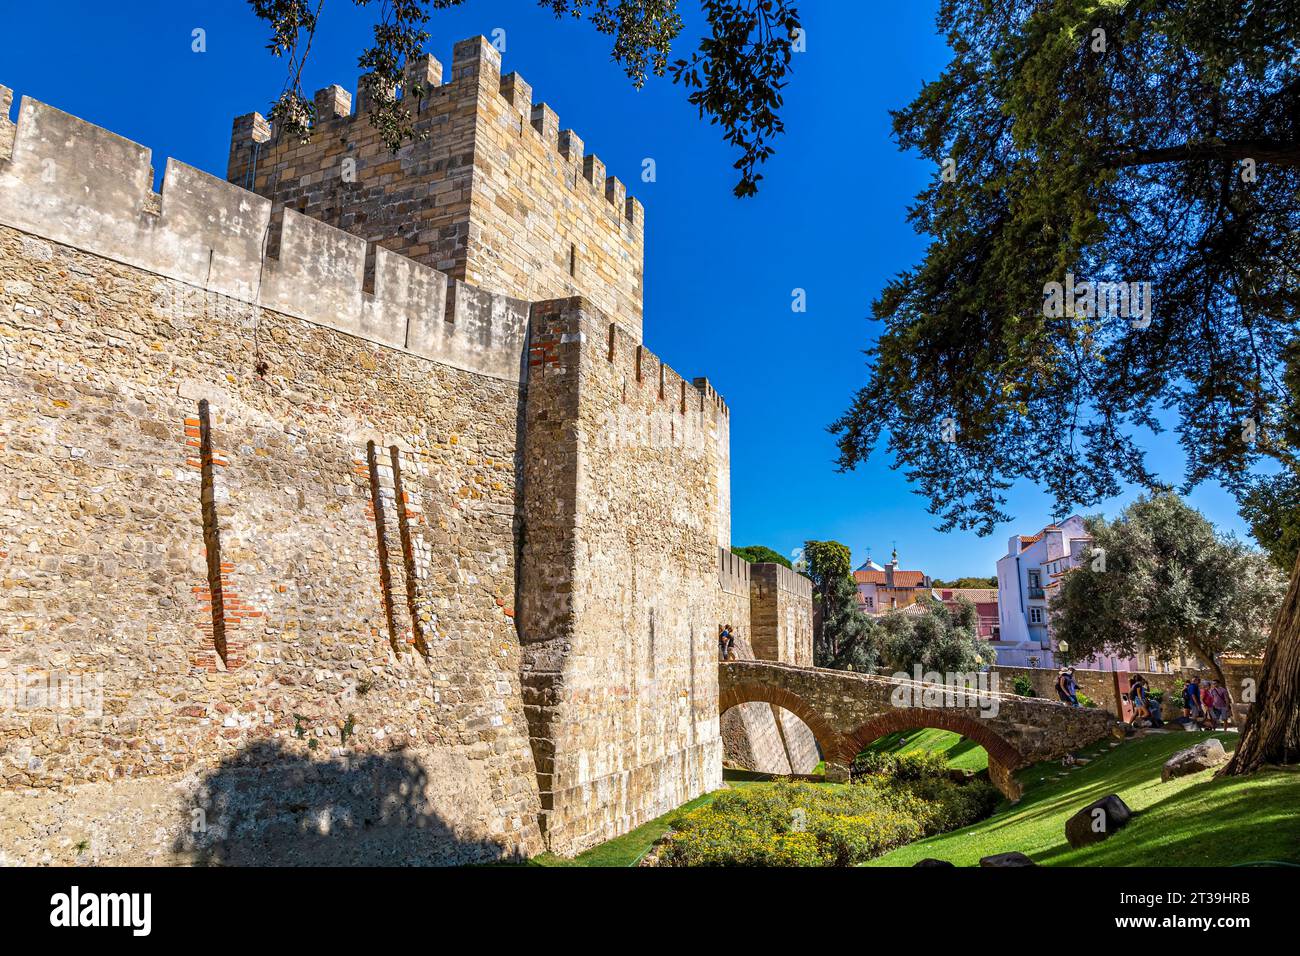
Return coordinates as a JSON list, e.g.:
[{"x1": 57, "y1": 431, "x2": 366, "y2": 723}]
[{"x1": 0, "y1": 0, "x2": 1254, "y2": 578}]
